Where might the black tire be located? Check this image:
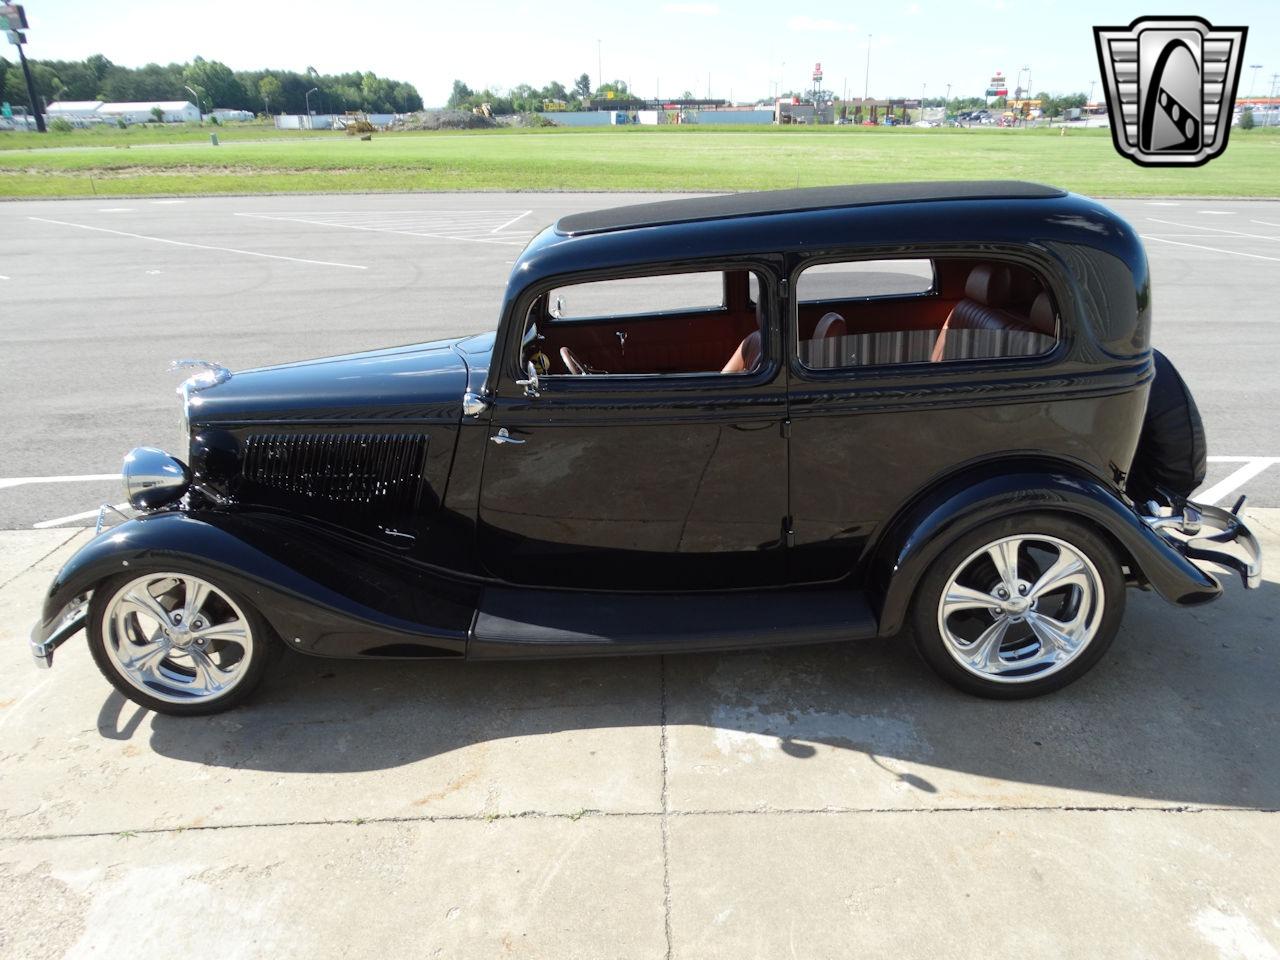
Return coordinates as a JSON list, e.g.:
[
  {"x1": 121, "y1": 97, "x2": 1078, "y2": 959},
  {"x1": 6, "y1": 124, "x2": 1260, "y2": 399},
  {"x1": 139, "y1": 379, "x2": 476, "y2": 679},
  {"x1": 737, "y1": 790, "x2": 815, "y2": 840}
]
[
  {"x1": 911, "y1": 513, "x2": 1126, "y2": 699},
  {"x1": 87, "y1": 566, "x2": 275, "y2": 716}
]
